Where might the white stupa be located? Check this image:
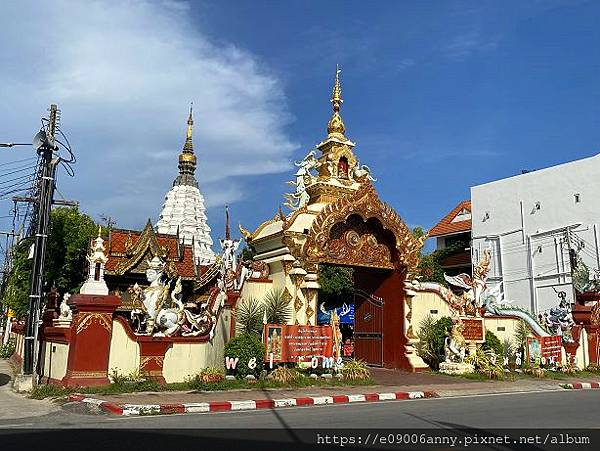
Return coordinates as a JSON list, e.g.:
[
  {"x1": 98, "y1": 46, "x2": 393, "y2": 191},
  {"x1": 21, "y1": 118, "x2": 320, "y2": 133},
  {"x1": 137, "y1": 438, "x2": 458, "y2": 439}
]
[{"x1": 156, "y1": 106, "x2": 216, "y2": 265}]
